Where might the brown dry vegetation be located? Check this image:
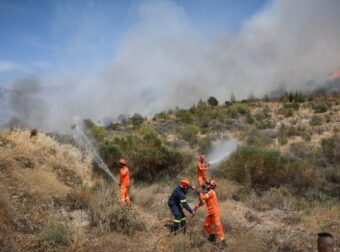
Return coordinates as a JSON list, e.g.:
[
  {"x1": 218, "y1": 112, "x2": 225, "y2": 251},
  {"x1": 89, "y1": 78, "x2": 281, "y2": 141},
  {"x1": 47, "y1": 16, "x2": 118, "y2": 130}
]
[{"x1": 0, "y1": 96, "x2": 339, "y2": 251}]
